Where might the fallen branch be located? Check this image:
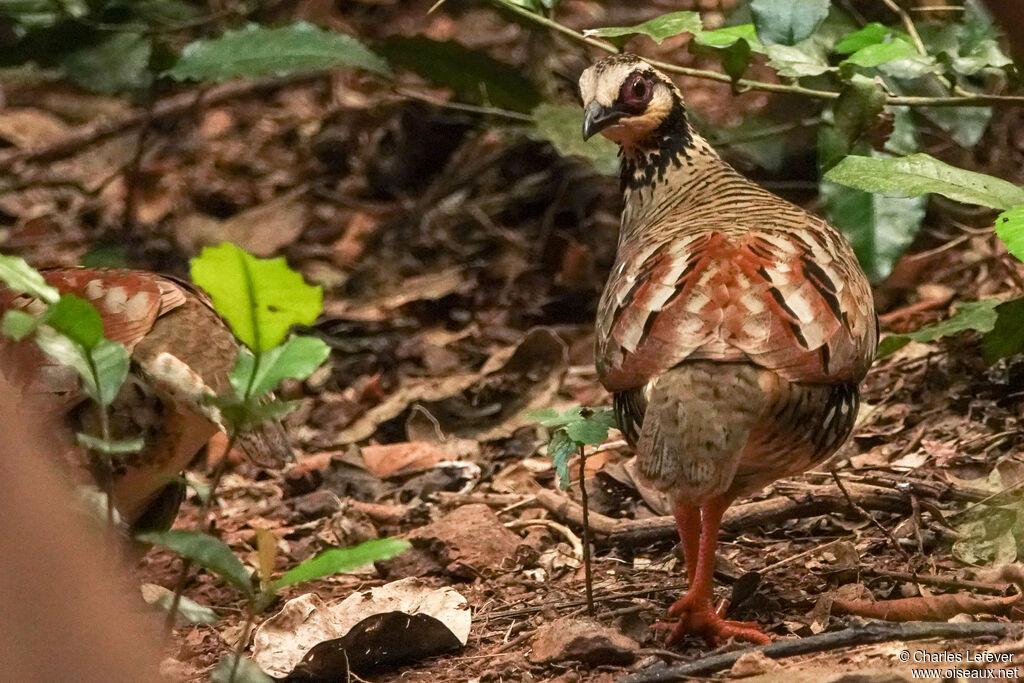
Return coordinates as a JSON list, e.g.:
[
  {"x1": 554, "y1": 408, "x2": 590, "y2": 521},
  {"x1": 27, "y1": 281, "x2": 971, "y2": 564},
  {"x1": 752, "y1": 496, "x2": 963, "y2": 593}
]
[
  {"x1": 618, "y1": 621, "x2": 1024, "y2": 682},
  {"x1": 535, "y1": 480, "x2": 913, "y2": 546}
]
